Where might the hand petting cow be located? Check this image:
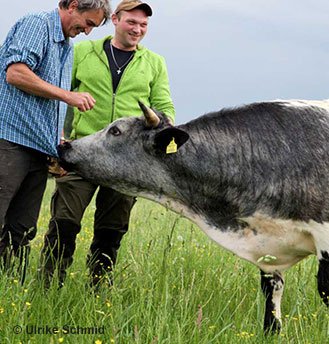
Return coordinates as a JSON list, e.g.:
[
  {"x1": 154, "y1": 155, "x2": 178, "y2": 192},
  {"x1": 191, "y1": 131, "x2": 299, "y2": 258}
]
[{"x1": 58, "y1": 100, "x2": 329, "y2": 334}]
